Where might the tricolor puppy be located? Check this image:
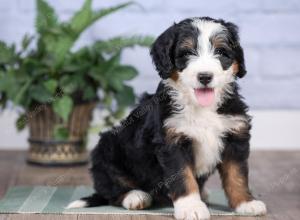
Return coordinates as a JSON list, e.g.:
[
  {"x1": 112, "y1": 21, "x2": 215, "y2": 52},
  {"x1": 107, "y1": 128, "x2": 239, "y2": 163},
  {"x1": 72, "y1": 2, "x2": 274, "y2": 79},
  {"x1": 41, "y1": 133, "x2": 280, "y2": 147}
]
[{"x1": 67, "y1": 17, "x2": 267, "y2": 220}]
